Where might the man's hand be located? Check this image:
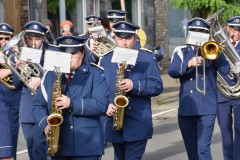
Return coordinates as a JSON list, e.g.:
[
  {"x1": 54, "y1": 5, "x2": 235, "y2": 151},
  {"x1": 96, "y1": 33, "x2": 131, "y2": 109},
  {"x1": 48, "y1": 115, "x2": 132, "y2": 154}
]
[
  {"x1": 55, "y1": 95, "x2": 71, "y2": 110},
  {"x1": 44, "y1": 124, "x2": 51, "y2": 137},
  {"x1": 188, "y1": 56, "x2": 203, "y2": 68},
  {"x1": 119, "y1": 79, "x2": 133, "y2": 92},
  {"x1": 0, "y1": 68, "x2": 12, "y2": 79},
  {"x1": 91, "y1": 40, "x2": 99, "y2": 51},
  {"x1": 106, "y1": 103, "x2": 117, "y2": 116},
  {"x1": 28, "y1": 77, "x2": 41, "y2": 91}
]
